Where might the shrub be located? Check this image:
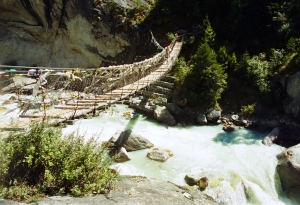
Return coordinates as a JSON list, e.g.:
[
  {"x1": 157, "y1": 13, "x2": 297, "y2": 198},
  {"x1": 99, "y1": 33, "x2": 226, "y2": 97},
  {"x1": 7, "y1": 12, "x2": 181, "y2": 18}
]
[
  {"x1": 173, "y1": 57, "x2": 189, "y2": 83},
  {"x1": 286, "y1": 37, "x2": 300, "y2": 52},
  {"x1": 237, "y1": 52, "x2": 272, "y2": 93},
  {"x1": 241, "y1": 103, "x2": 256, "y2": 117},
  {"x1": 0, "y1": 121, "x2": 118, "y2": 201}
]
